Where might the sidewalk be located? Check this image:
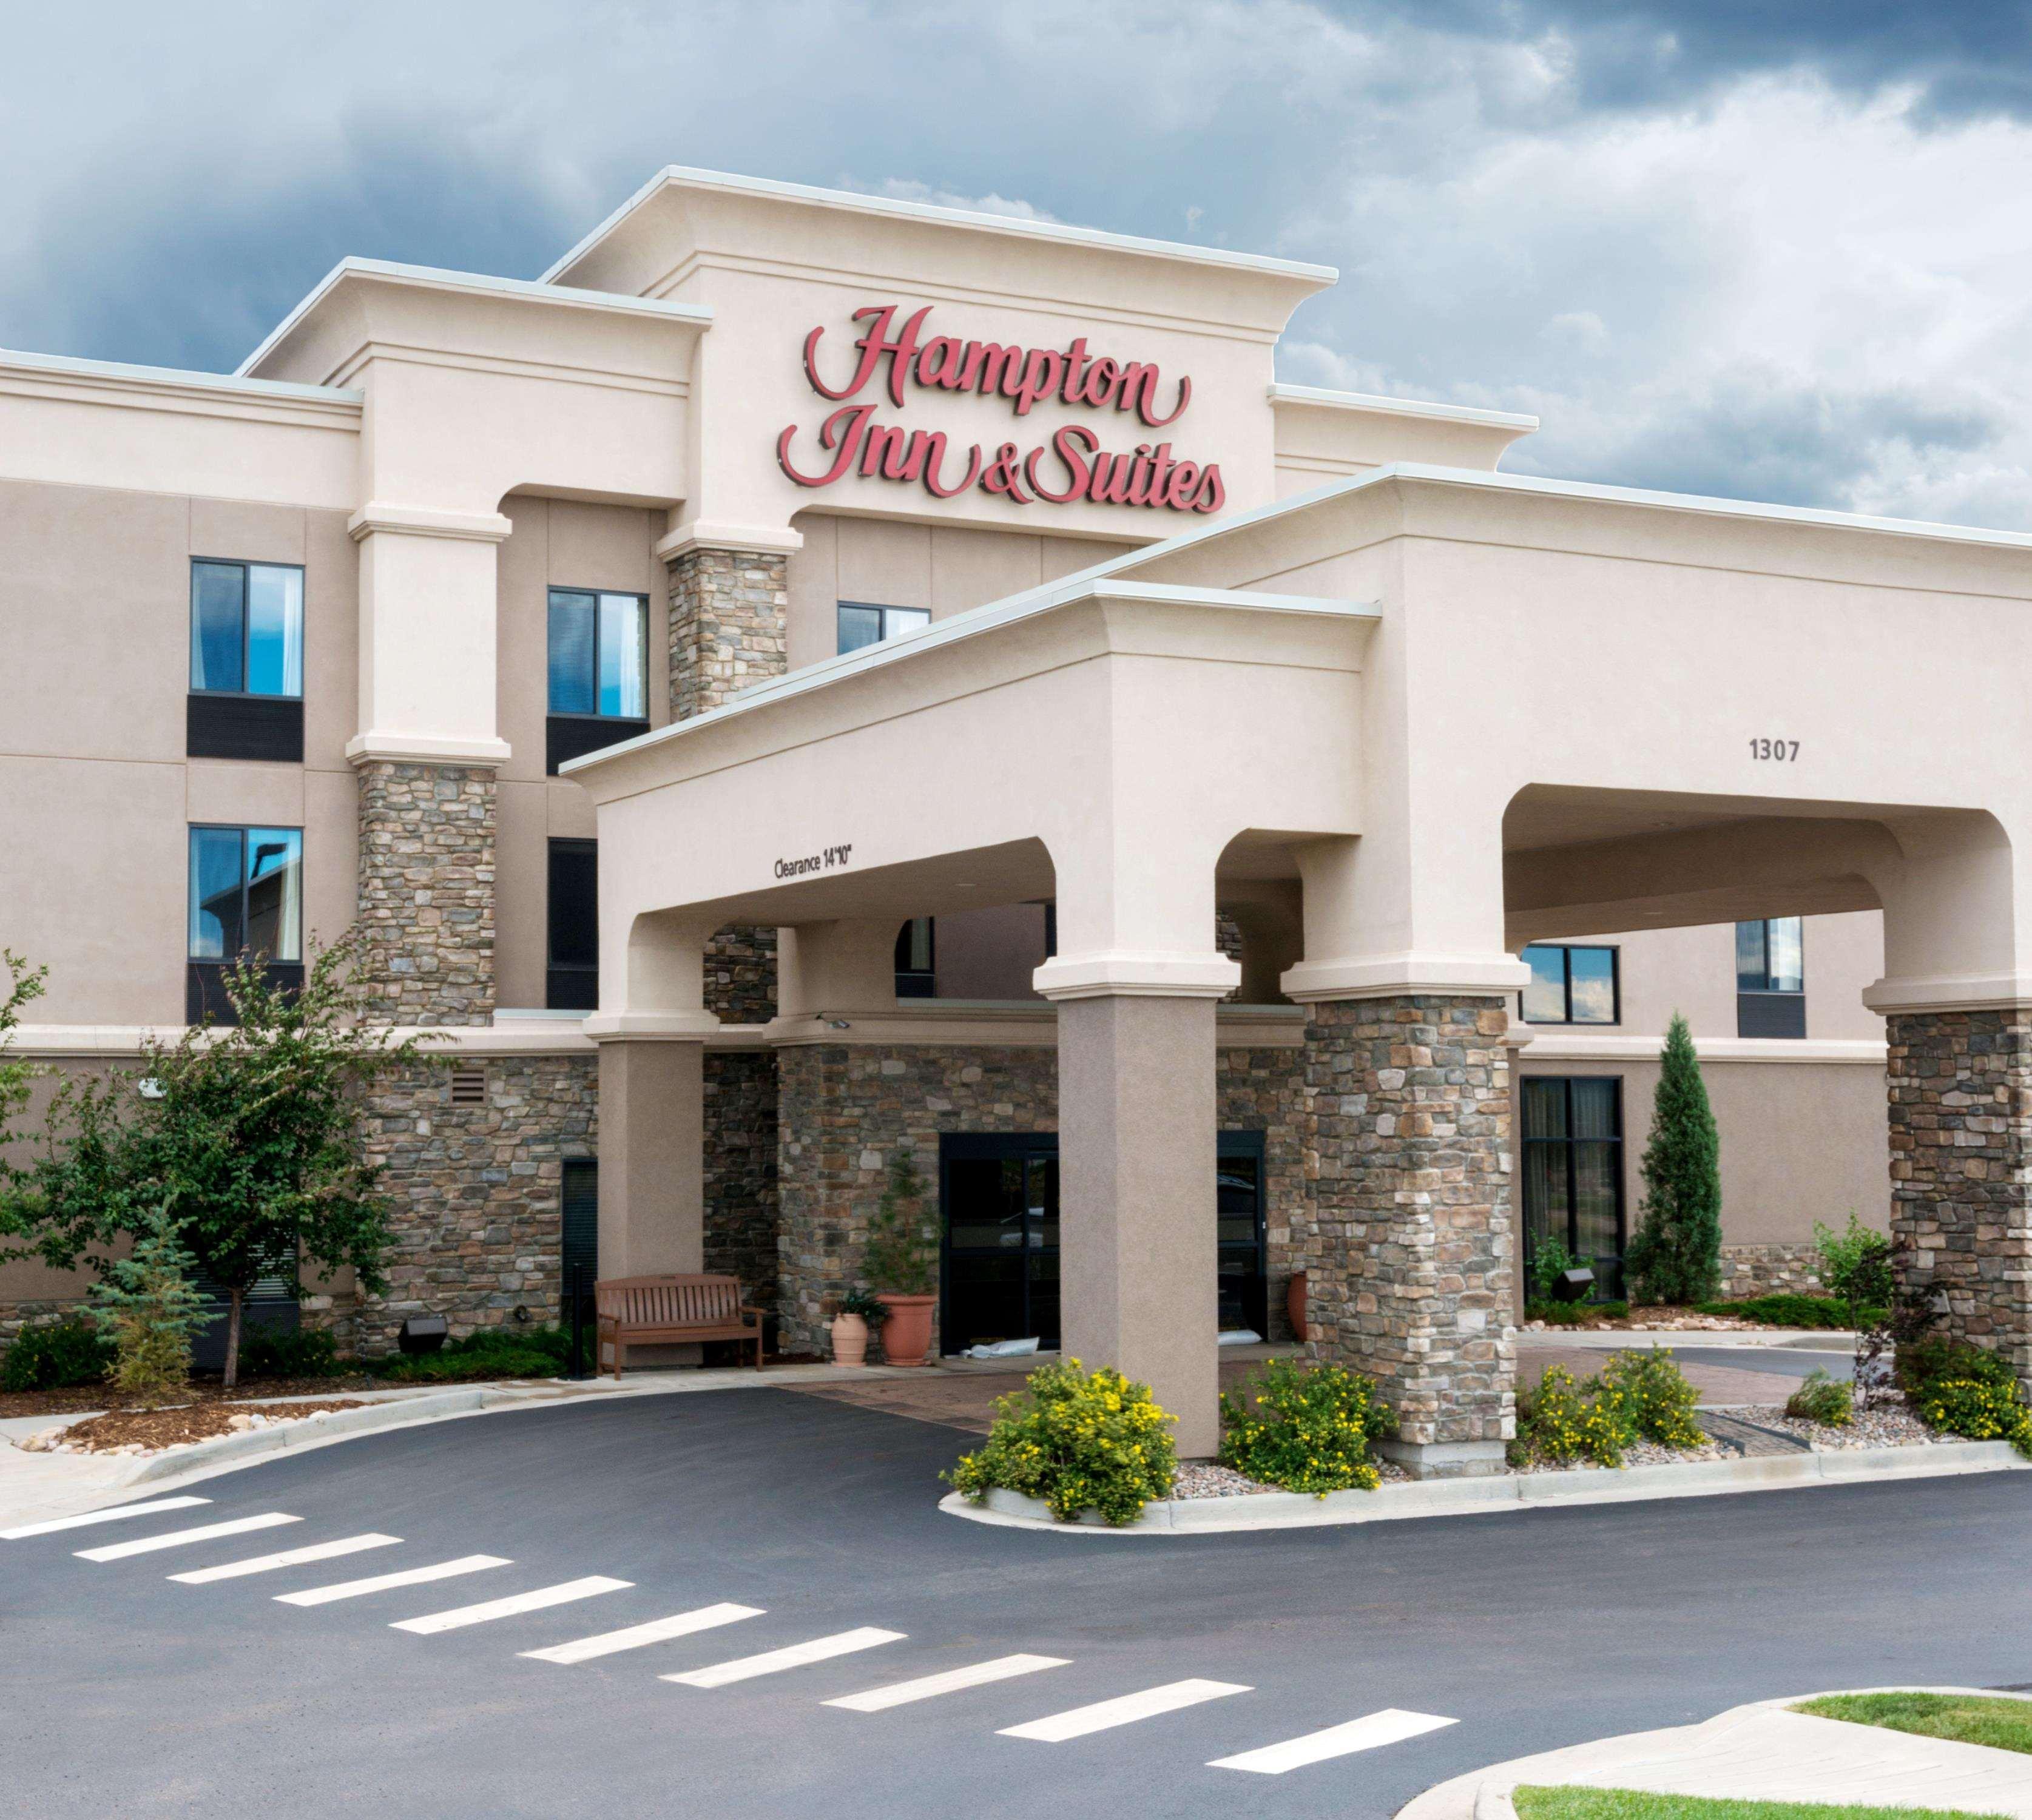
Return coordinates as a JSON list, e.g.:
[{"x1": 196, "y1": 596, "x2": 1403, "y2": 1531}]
[
  {"x1": 0, "y1": 1361, "x2": 897, "y2": 1532},
  {"x1": 1402, "y1": 1690, "x2": 2032, "y2": 1818}
]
